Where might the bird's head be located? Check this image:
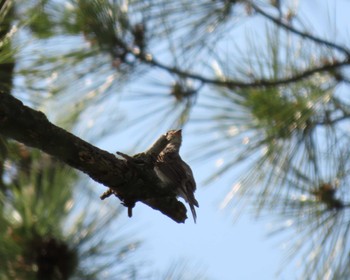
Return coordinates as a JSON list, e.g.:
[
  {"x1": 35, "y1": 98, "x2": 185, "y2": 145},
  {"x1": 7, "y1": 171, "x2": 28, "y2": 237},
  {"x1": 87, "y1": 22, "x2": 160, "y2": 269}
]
[{"x1": 165, "y1": 129, "x2": 182, "y2": 146}]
